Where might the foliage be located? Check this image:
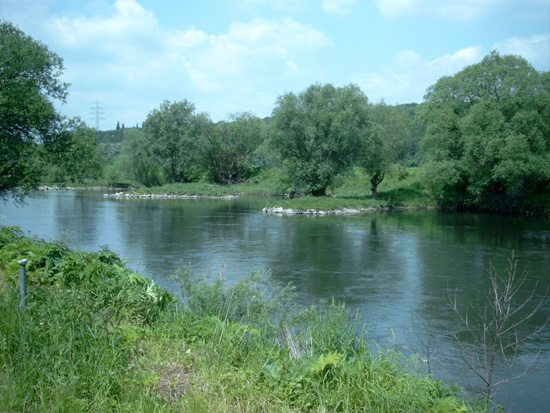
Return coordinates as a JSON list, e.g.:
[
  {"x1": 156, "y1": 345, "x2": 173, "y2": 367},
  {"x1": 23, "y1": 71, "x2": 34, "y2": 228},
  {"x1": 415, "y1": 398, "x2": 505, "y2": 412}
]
[
  {"x1": 45, "y1": 118, "x2": 104, "y2": 183},
  {"x1": 0, "y1": 21, "x2": 69, "y2": 201},
  {"x1": 359, "y1": 101, "x2": 411, "y2": 197},
  {"x1": 129, "y1": 182, "x2": 240, "y2": 197},
  {"x1": 96, "y1": 123, "x2": 125, "y2": 144},
  {"x1": 117, "y1": 127, "x2": 161, "y2": 187},
  {"x1": 147, "y1": 267, "x2": 477, "y2": 412},
  {"x1": 196, "y1": 112, "x2": 266, "y2": 185},
  {"x1": 420, "y1": 51, "x2": 550, "y2": 211},
  {"x1": 143, "y1": 100, "x2": 200, "y2": 184},
  {"x1": 173, "y1": 265, "x2": 296, "y2": 326},
  {"x1": 0, "y1": 227, "x2": 174, "y2": 324},
  {"x1": 0, "y1": 228, "x2": 177, "y2": 411},
  {"x1": 270, "y1": 83, "x2": 369, "y2": 196},
  {"x1": 264, "y1": 166, "x2": 434, "y2": 211}
]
